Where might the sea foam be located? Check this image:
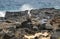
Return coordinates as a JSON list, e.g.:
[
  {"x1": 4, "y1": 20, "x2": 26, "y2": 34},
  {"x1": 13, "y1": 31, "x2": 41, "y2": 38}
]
[{"x1": 0, "y1": 11, "x2": 6, "y2": 17}]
